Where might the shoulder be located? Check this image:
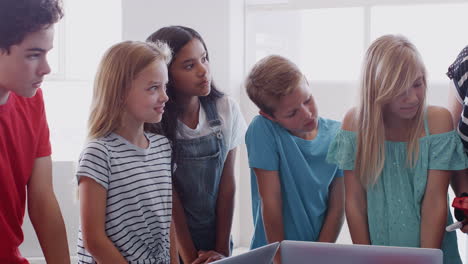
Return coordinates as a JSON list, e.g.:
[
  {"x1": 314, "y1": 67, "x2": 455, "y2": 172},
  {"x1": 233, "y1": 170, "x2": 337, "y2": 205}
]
[
  {"x1": 83, "y1": 134, "x2": 128, "y2": 156},
  {"x1": 215, "y1": 95, "x2": 247, "y2": 131},
  {"x1": 83, "y1": 137, "x2": 111, "y2": 154},
  {"x1": 246, "y1": 115, "x2": 277, "y2": 138},
  {"x1": 454, "y1": 46, "x2": 468, "y2": 62},
  {"x1": 247, "y1": 115, "x2": 273, "y2": 131},
  {"x1": 341, "y1": 107, "x2": 358, "y2": 132},
  {"x1": 426, "y1": 105, "x2": 453, "y2": 135},
  {"x1": 148, "y1": 133, "x2": 171, "y2": 150},
  {"x1": 148, "y1": 133, "x2": 170, "y2": 144},
  {"x1": 213, "y1": 95, "x2": 230, "y2": 109},
  {"x1": 216, "y1": 95, "x2": 241, "y2": 115},
  {"x1": 447, "y1": 45, "x2": 468, "y2": 80},
  {"x1": 319, "y1": 117, "x2": 341, "y2": 133}
]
